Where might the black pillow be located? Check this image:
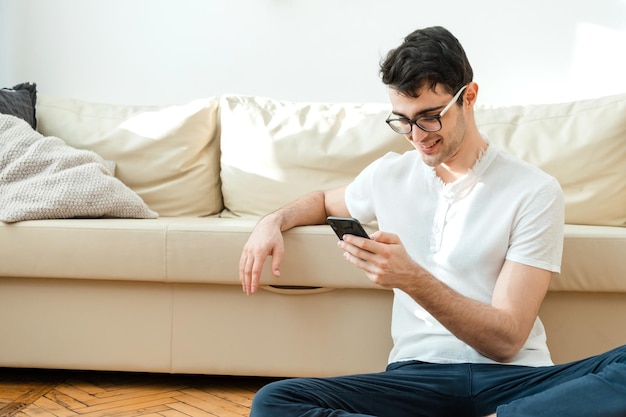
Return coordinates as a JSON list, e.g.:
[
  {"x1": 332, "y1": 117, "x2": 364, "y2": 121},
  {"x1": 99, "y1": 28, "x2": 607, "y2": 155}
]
[{"x1": 0, "y1": 82, "x2": 37, "y2": 129}]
